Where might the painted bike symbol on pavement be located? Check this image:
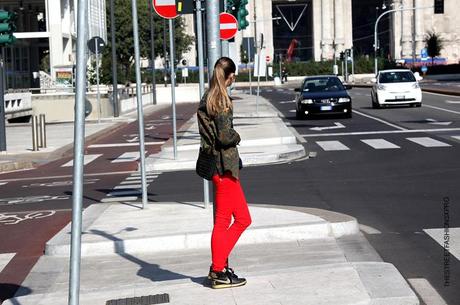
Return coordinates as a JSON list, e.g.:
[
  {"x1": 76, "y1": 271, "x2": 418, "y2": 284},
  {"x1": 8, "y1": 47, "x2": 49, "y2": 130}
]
[{"x1": 0, "y1": 210, "x2": 56, "y2": 225}]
